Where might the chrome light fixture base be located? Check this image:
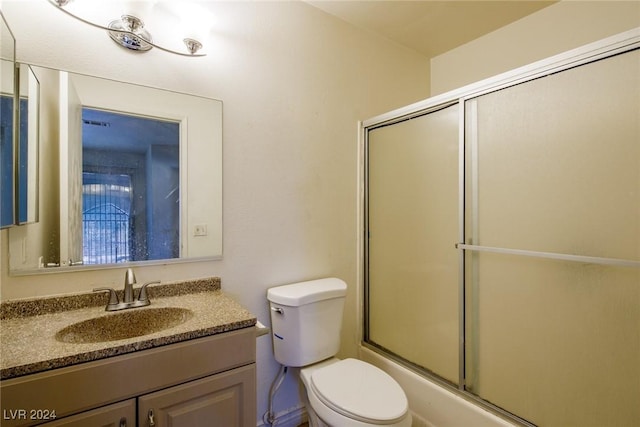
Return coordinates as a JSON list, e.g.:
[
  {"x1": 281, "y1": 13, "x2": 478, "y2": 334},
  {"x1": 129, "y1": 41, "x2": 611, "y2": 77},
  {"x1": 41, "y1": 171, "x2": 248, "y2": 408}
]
[
  {"x1": 108, "y1": 15, "x2": 153, "y2": 52},
  {"x1": 48, "y1": 0, "x2": 206, "y2": 57}
]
